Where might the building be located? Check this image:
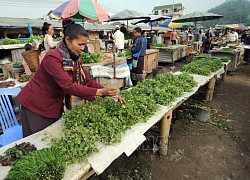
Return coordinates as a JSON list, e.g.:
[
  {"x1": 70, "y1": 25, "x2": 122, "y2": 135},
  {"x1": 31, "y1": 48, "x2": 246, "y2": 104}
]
[{"x1": 152, "y1": 3, "x2": 185, "y2": 18}]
